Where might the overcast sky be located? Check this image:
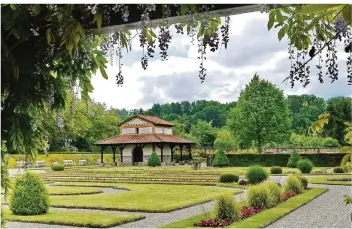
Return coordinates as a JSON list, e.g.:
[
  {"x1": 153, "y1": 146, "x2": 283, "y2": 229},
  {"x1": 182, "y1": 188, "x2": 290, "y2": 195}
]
[{"x1": 90, "y1": 11, "x2": 352, "y2": 110}]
